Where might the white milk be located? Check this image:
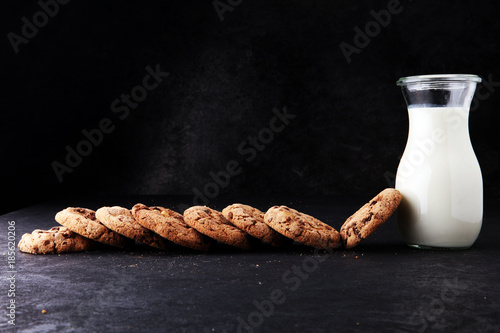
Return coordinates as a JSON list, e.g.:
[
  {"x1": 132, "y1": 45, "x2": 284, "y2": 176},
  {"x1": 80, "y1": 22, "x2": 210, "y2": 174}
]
[{"x1": 395, "y1": 106, "x2": 483, "y2": 248}]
